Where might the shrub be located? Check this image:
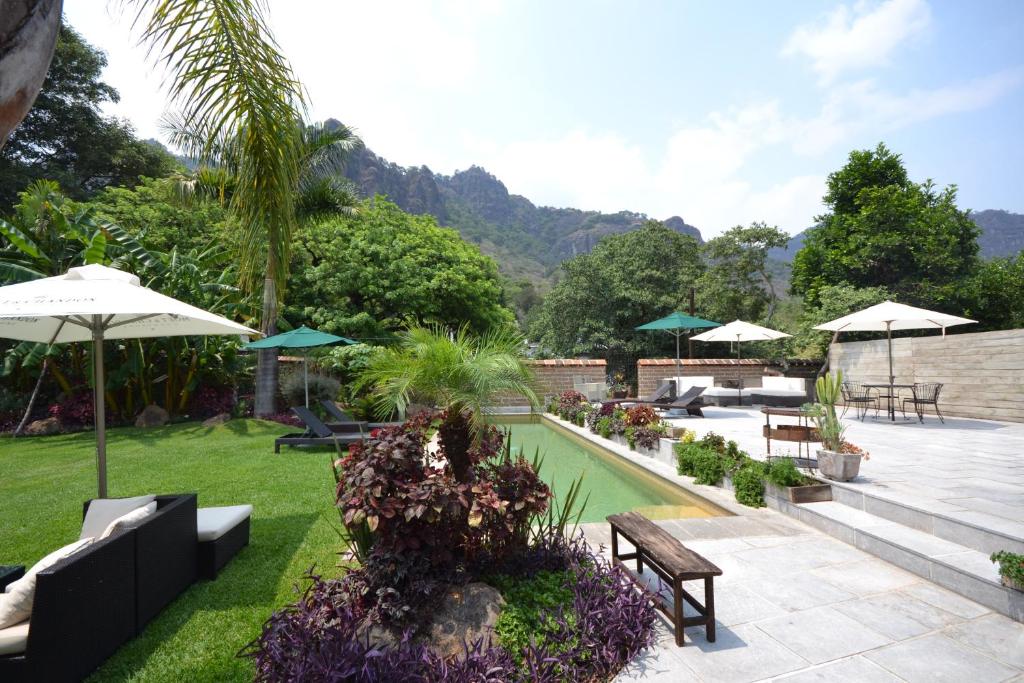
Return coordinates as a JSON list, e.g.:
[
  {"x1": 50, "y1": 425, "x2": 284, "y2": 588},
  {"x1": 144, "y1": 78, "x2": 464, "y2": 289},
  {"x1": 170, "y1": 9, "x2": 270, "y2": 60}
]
[
  {"x1": 244, "y1": 533, "x2": 656, "y2": 682},
  {"x1": 190, "y1": 385, "x2": 235, "y2": 418},
  {"x1": 48, "y1": 392, "x2": 94, "y2": 427},
  {"x1": 556, "y1": 390, "x2": 588, "y2": 423},
  {"x1": 765, "y1": 457, "x2": 808, "y2": 488},
  {"x1": 691, "y1": 448, "x2": 726, "y2": 485},
  {"x1": 631, "y1": 425, "x2": 665, "y2": 451},
  {"x1": 991, "y1": 550, "x2": 1024, "y2": 586},
  {"x1": 733, "y1": 462, "x2": 766, "y2": 507},
  {"x1": 699, "y1": 431, "x2": 726, "y2": 453},
  {"x1": 676, "y1": 442, "x2": 716, "y2": 477},
  {"x1": 595, "y1": 416, "x2": 613, "y2": 438},
  {"x1": 279, "y1": 370, "x2": 340, "y2": 409},
  {"x1": 624, "y1": 405, "x2": 659, "y2": 428}
]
